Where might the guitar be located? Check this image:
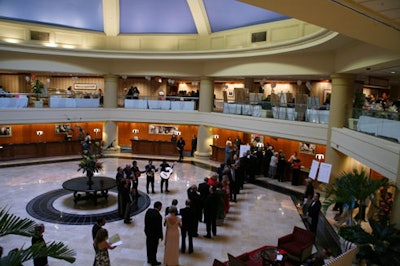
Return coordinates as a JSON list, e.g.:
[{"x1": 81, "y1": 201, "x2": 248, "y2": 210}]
[{"x1": 160, "y1": 163, "x2": 174, "y2": 180}]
